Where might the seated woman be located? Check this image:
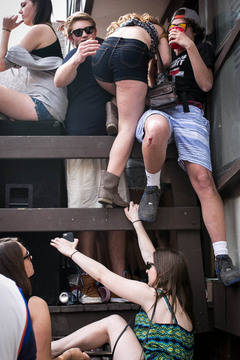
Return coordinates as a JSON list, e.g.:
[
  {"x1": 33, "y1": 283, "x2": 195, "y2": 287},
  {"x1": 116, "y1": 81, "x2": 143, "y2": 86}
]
[
  {"x1": 0, "y1": 0, "x2": 67, "y2": 123},
  {"x1": 51, "y1": 202, "x2": 194, "y2": 360},
  {"x1": 0, "y1": 237, "x2": 89, "y2": 360}
]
